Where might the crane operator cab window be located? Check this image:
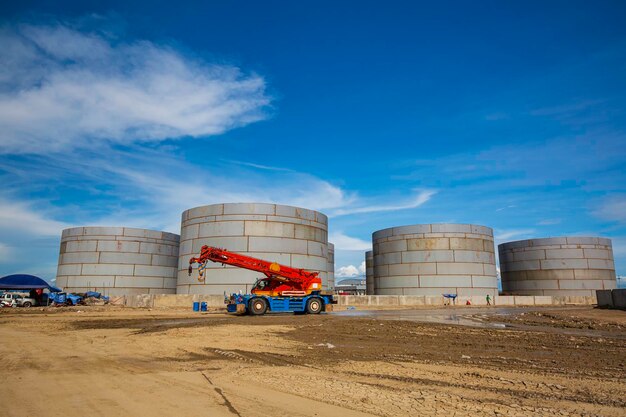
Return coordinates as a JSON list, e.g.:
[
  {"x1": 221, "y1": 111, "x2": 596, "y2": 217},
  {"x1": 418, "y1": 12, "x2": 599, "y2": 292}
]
[{"x1": 253, "y1": 279, "x2": 268, "y2": 291}]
